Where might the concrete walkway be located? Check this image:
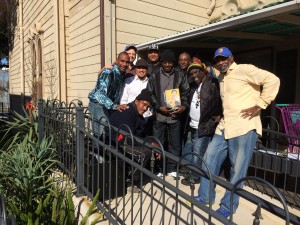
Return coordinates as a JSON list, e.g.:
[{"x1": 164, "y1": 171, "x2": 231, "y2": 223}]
[{"x1": 74, "y1": 175, "x2": 299, "y2": 225}]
